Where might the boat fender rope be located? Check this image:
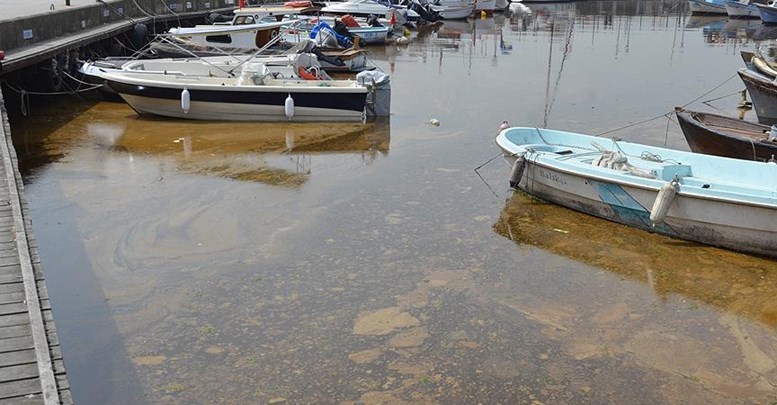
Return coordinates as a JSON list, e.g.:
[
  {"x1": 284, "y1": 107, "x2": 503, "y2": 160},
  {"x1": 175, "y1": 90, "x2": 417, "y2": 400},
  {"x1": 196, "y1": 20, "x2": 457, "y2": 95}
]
[{"x1": 649, "y1": 178, "x2": 680, "y2": 227}]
